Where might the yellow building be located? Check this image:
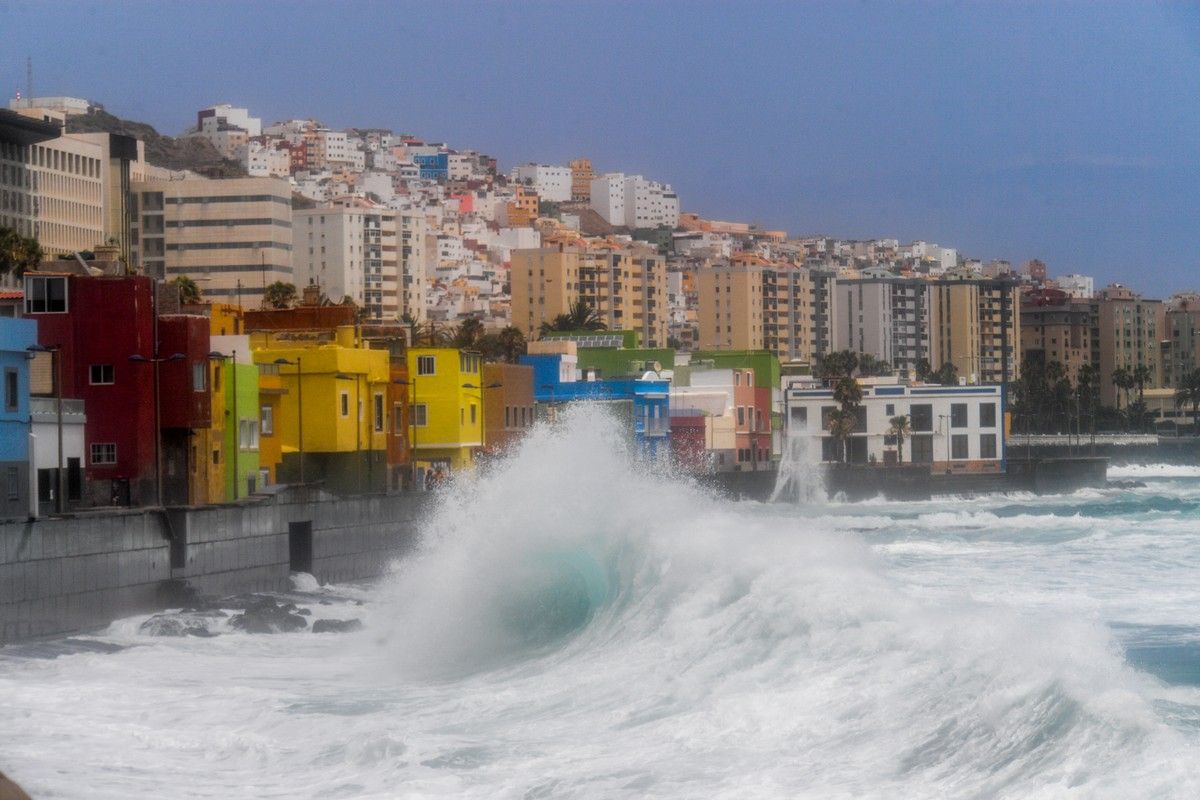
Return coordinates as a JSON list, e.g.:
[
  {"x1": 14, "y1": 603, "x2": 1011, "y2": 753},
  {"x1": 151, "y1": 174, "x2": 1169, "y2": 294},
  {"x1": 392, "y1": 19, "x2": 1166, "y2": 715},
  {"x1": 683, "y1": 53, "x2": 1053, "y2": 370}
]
[
  {"x1": 696, "y1": 256, "x2": 818, "y2": 363},
  {"x1": 251, "y1": 326, "x2": 390, "y2": 494},
  {"x1": 256, "y1": 360, "x2": 287, "y2": 485},
  {"x1": 405, "y1": 347, "x2": 483, "y2": 476}
]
